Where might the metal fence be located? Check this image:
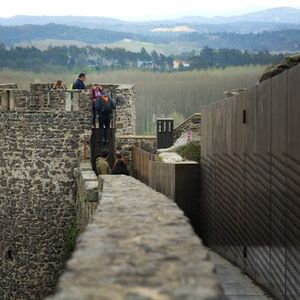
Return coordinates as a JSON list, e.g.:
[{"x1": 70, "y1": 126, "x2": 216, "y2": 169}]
[{"x1": 200, "y1": 64, "x2": 300, "y2": 299}]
